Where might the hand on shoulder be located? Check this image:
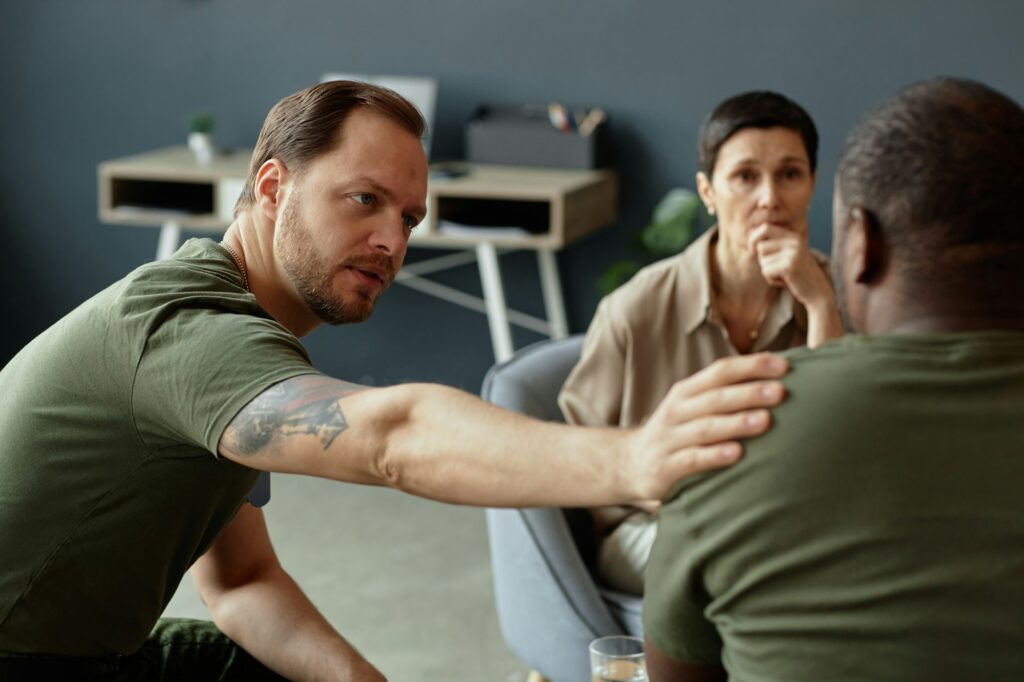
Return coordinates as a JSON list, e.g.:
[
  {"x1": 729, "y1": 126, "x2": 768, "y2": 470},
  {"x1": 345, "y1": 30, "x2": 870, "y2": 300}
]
[{"x1": 623, "y1": 353, "x2": 789, "y2": 501}]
